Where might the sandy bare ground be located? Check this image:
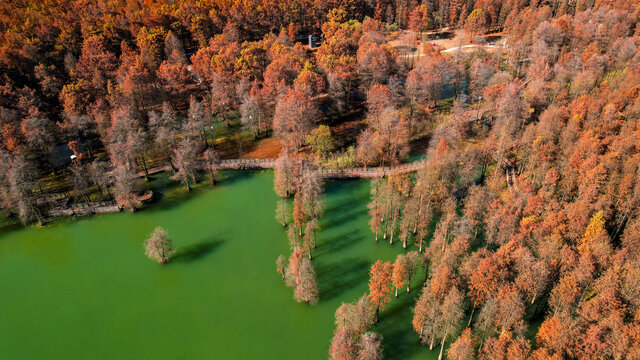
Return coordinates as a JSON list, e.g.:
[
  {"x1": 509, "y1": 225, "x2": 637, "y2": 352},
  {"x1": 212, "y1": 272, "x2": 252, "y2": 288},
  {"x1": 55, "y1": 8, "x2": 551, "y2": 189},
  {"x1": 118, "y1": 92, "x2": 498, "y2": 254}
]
[{"x1": 388, "y1": 29, "x2": 505, "y2": 58}]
